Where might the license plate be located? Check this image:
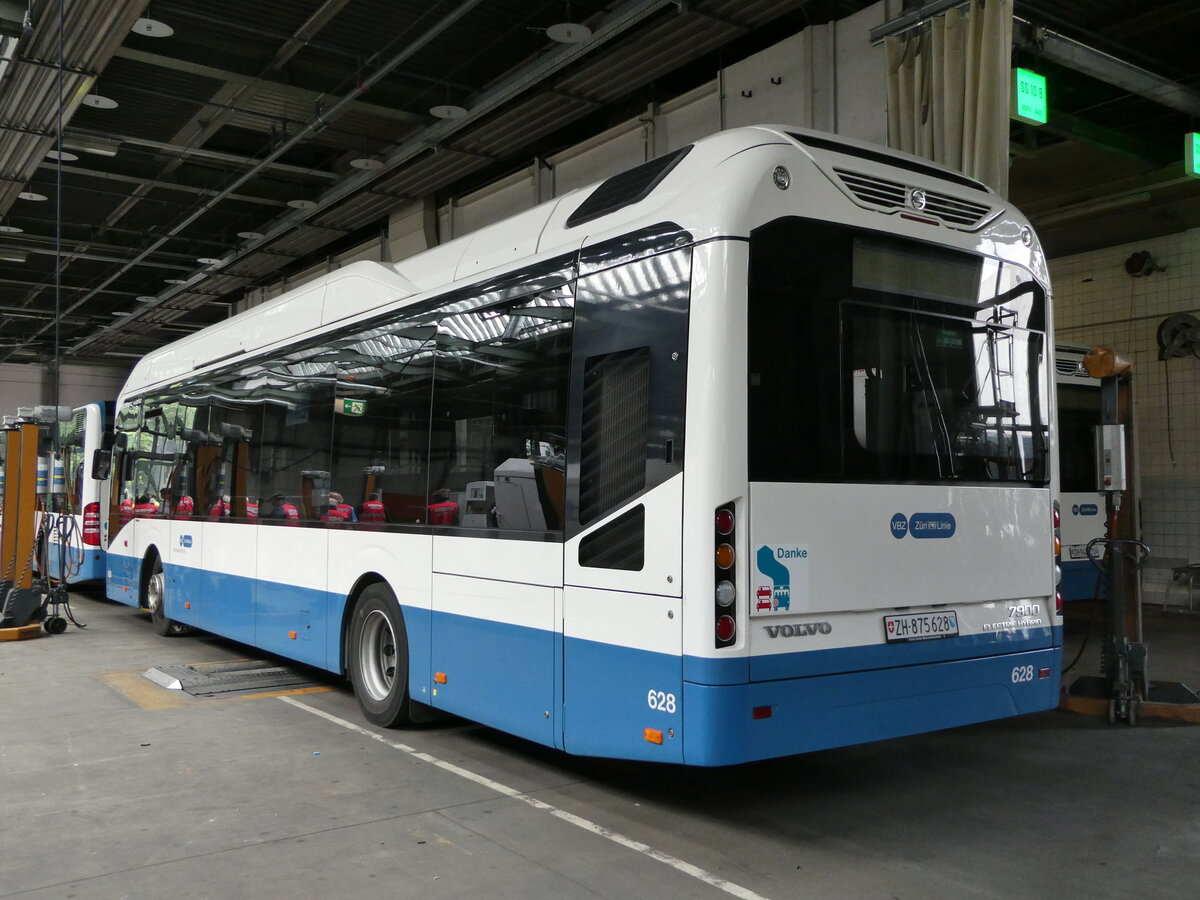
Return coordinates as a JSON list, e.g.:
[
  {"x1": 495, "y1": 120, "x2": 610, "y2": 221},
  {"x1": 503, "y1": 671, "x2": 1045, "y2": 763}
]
[{"x1": 884, "y1": 610, "x2": 959, "y2": 643}]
